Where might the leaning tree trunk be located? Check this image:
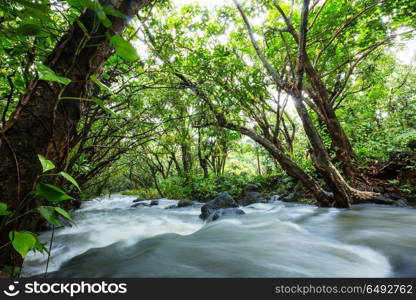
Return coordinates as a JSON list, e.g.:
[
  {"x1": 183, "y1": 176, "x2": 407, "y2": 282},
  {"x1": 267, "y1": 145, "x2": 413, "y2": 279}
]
[
  {"x1": 0, "y1": 0, "x2": 153, "y2": 271},
  {"x1": 291, "y1": 0, "x2": 376, "y2": 208},
  {"x1": 322, "y1": 103, "x2": 356, "y2": 181}
]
